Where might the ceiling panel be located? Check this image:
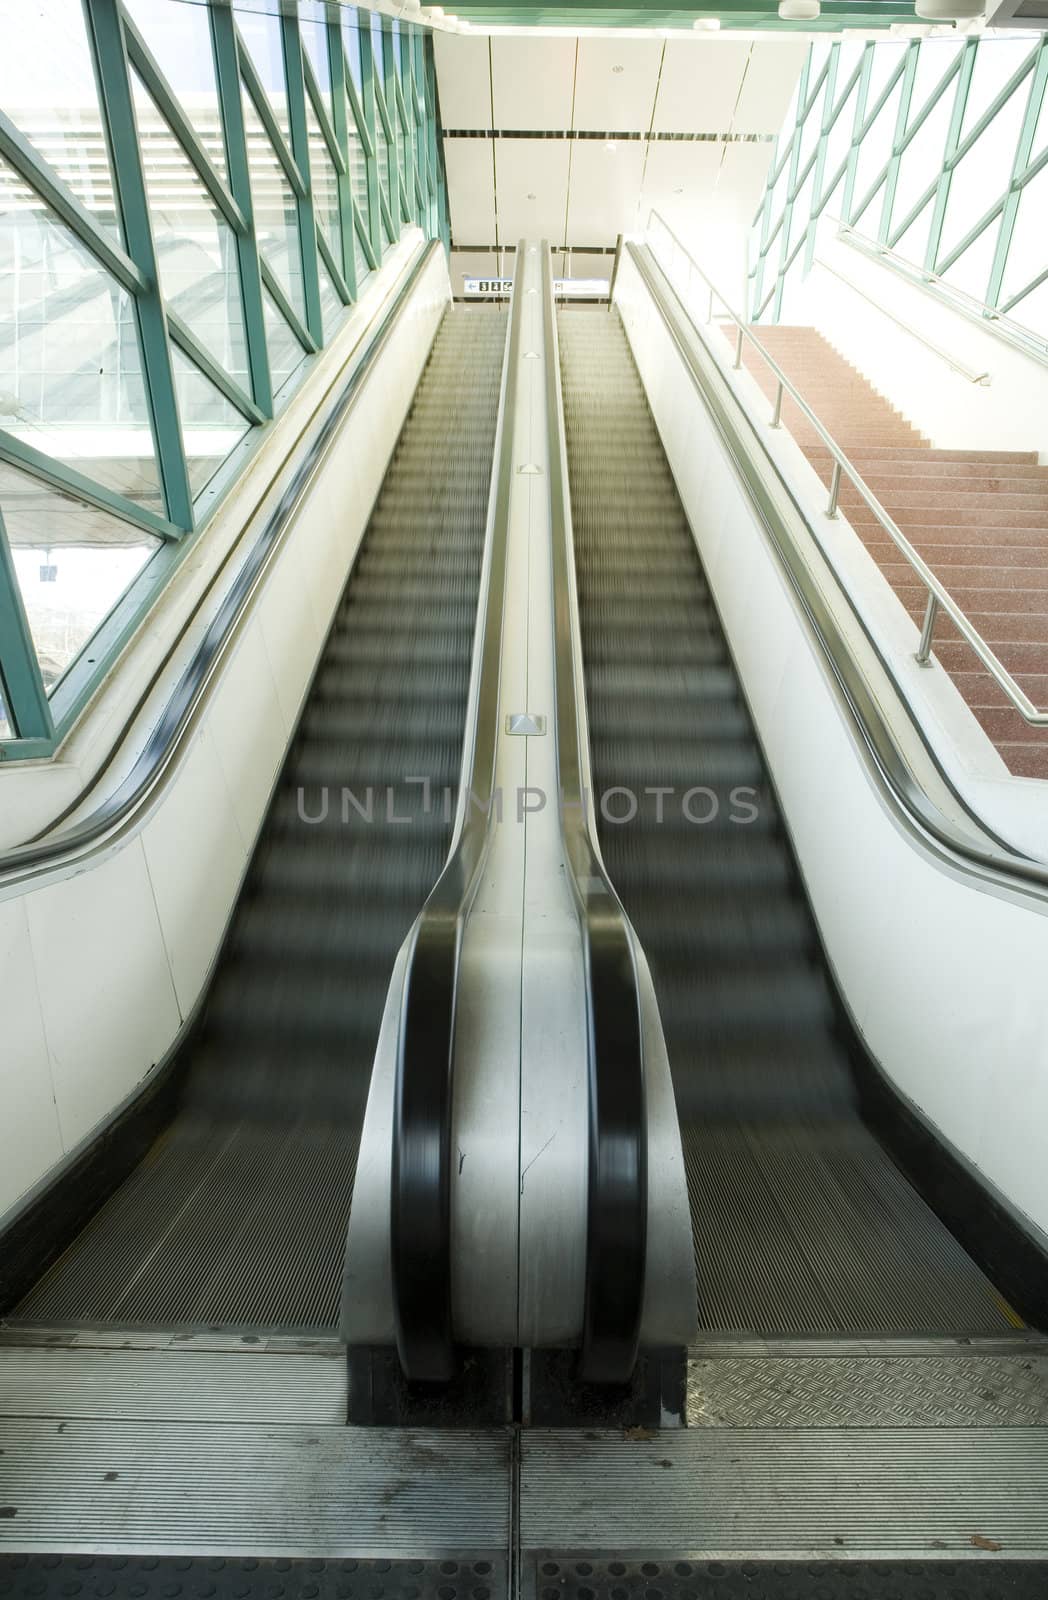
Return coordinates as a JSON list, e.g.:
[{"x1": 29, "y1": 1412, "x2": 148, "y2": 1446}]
[
  {"x1": 449, "y1": 249, "x2": 505, "y2": 292},
  {"x1": 562, "y1": 249, "x2": 613, "y2": 283},
  {"x1": 652, "y1": 40, "x2": 752, "y2": 134},
  {"x1": 433, "y1": 34, "x2": 492, "y2": 129},
  {"x1": 571, "y1": 38, "x2": 664, "y2": 133},
  {"x1": 716, "y1": 141, "x2": 777, "y2": 217},
  {"x1": 638, "y1": 139, "x2": 725, "y2": 217},
  {"x1": 491, "y1": 36, "x2": 576, "y2": 129},
  {"x1": 732, "y1": 41, "x2": 808, "y2": 134},
  {"x1": 565, "y1": 140, "x2": 645, "y2": 245},
  {"x1": 443, "y1": 139, "x2": 497, "y2": 243},
  {"x1": 494, "y1": 139, "x2": 571, "y2": 243}
]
